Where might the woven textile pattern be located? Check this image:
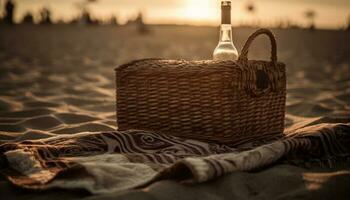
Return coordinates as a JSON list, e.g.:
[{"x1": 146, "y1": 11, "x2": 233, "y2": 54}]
[{"x1": 1, "y1": 123, "x2": 349, "y2": 194}]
